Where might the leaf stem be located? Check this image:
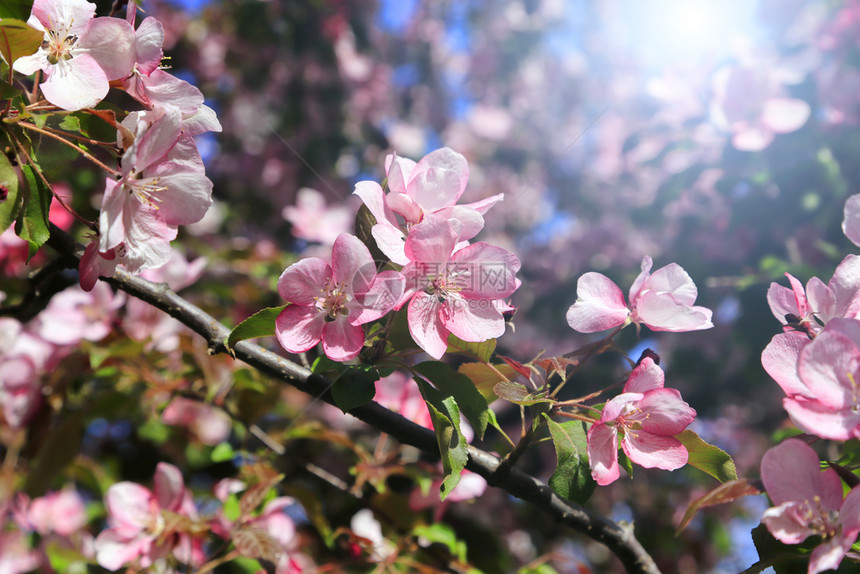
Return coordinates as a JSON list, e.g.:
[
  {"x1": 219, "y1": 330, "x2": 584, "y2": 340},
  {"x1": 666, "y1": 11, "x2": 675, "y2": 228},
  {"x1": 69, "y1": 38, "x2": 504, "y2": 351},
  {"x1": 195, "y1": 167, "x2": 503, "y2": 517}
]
[{"x1": 11, "y1": 119, "x2": 121, "y2": 177}]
